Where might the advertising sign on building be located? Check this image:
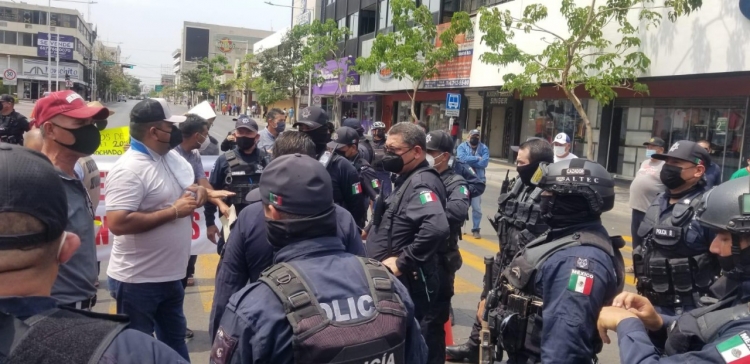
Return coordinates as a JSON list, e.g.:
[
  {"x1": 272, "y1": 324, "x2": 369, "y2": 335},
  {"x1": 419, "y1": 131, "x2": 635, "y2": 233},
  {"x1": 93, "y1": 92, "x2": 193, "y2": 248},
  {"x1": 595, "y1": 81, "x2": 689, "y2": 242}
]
[
  {"x1": 22, "y1": 59, "x2": 82, "y2": 82},
  {"x1": 37, "y1": 33, "x2": 76, "y2": 60},
  {"x1": 424, "y1": 22, "x2": 474, "y2": 89},
  {"x1": 312, "y1": 57, "x2": 360, "y2": 96}
]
